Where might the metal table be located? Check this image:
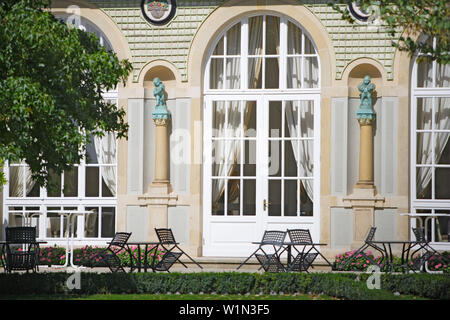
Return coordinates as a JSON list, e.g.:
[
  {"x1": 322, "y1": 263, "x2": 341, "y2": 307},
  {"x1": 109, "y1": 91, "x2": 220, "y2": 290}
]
[
  {"x1": 282, "y1": 242, "x2": 332, "y2": 268},
  {"x1": 8, "y1": 210, "x2": 43, "y2": 227},
  {"x1": 47, "y1": 210, "x2": 96, "y2": 269},
  {"x1": 251, "y1": 241, "x2": 332, "y2": 271},
  {"x1": 127, "y1": 241, "x2": 165, "y2": 272},
  {"x1": 371, "y1": 240, "x2": 422, "y2": 272}
]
